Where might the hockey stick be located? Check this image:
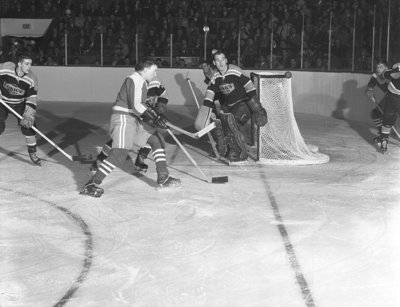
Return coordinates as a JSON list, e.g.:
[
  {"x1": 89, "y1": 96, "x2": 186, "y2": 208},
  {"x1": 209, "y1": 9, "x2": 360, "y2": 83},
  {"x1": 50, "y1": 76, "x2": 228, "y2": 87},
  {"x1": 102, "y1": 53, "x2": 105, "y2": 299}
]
[
  {"x1": 370, "y1": 97, "x2": 400, "y2": 140},
  {"x1": 166, "y1": 128, "x2": 228, "y2": 183},
  {"x1": 186, "y1": 75, "x2": 223, "y2": 161},
  {"x1": 166, "y1": 121, "x2": 216, "y2": 139},
  {"x1": 0, "y1": 99, "x2": 92, "y2": 162}
]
